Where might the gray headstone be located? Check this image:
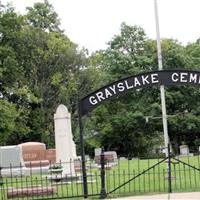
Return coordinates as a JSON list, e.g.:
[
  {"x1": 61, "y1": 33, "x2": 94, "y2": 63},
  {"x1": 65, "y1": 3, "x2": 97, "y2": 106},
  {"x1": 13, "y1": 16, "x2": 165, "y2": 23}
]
[
  {"x1": 0, "y1": 145, "x2": 25, "y2": 168},
  {"x1": 0, "y1": 145, "x2": 30, "y2": 177}
]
